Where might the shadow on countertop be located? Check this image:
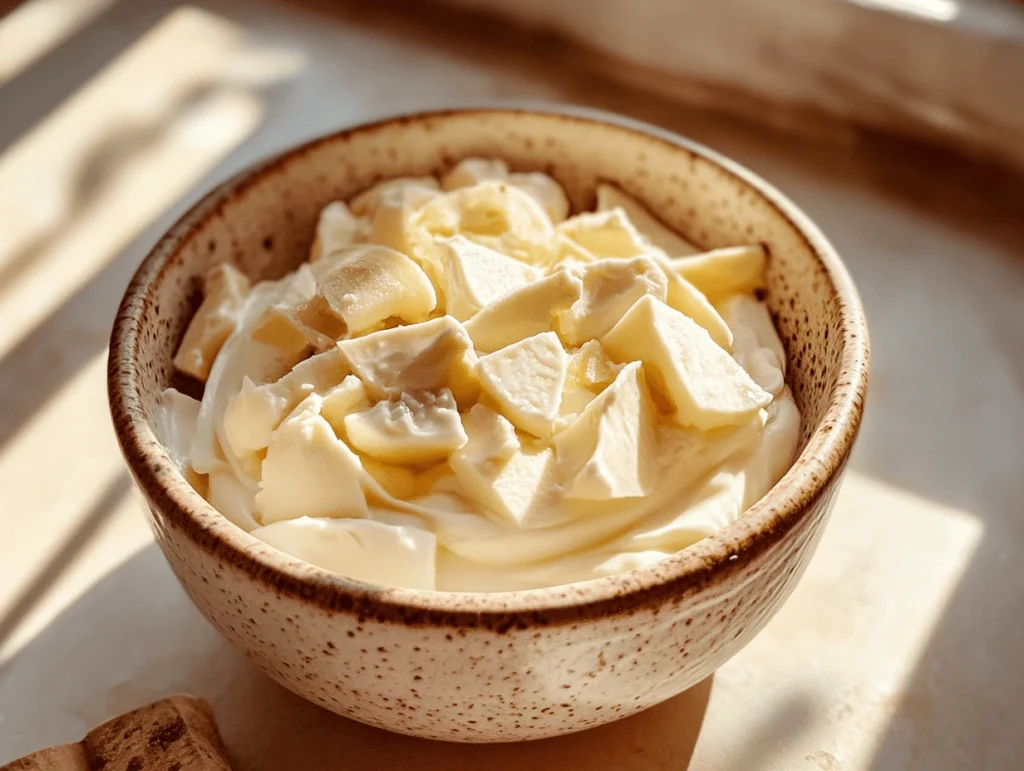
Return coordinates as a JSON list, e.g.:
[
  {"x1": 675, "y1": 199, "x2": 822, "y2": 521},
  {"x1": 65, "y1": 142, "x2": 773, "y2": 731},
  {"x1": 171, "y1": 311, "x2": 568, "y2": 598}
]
[{"x1": 0, "y1": 544, "x2": 721, "y2": 770}]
